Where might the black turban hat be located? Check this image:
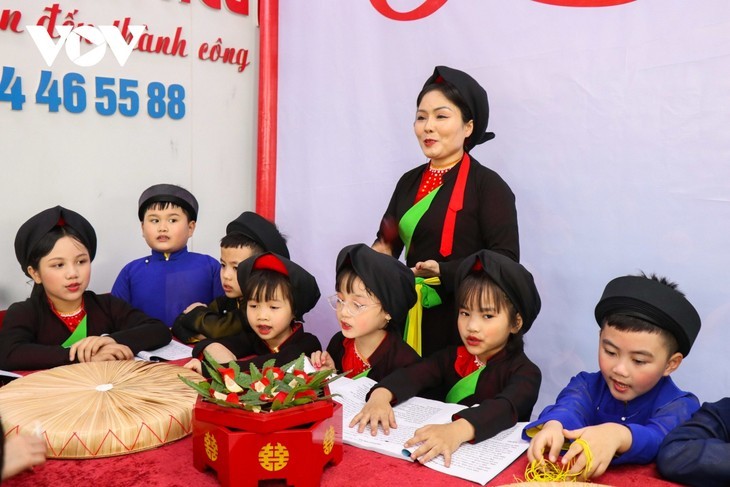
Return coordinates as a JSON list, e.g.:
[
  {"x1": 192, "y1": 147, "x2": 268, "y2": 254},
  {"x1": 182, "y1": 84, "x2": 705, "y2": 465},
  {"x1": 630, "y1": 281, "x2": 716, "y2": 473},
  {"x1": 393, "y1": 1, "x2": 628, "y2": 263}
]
[
  {"x1": 595, "y1": 275, "x2": 701, "y2": 357},
  {"x1": 237, "y1": 253, "x2": 320, "y2": 321},
  {"x1": 336, "y1": 244, "x2": 417, "y2": 330},
  {"x1": 455, "y1": 250, "x2": 541, "y2": 333},
  {"x1": 138, "y1": 184, "x2": 198, "y2": 221},
  {"x1": 226, "y1": 211, "x2": 289, "y2": 258},
  {"x1": 15, "y1": 206, "x2": 97, "y2": 277},
  {"x1": 423, "y1": 65, "x2": 494, "y2": 151}
]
